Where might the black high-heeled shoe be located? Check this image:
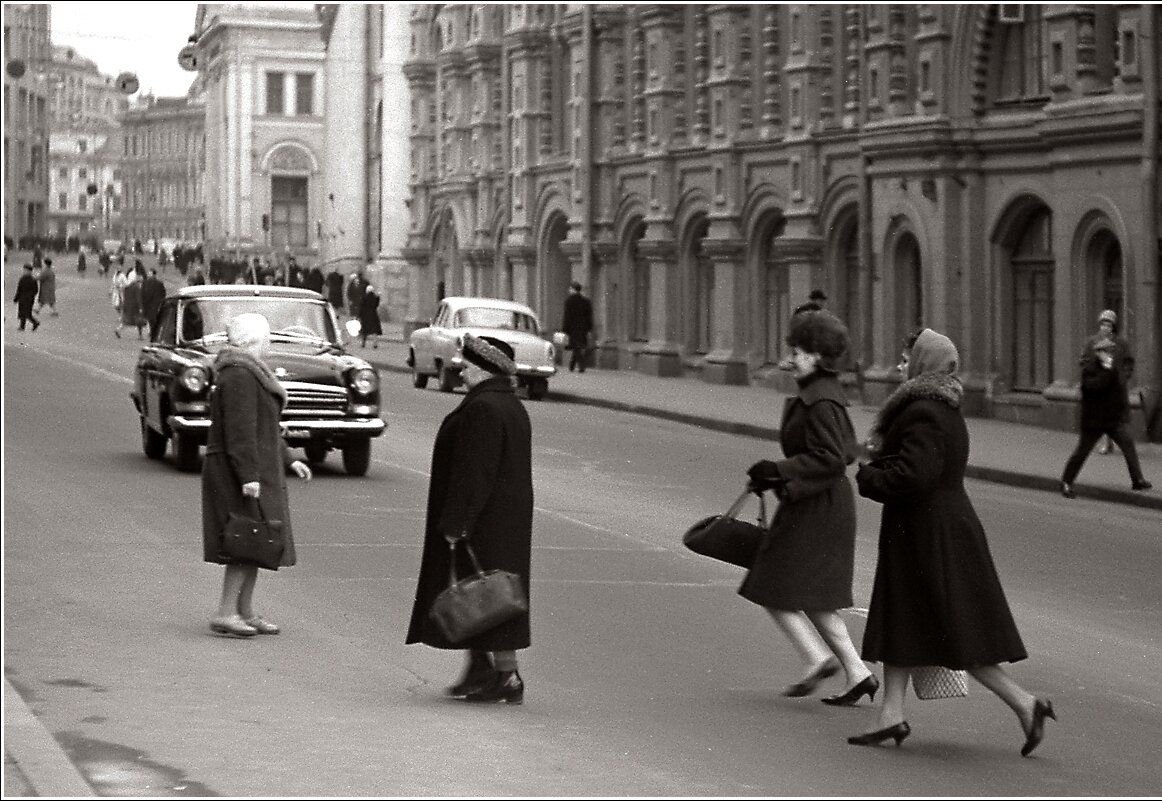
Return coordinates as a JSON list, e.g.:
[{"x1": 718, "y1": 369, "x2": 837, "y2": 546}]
[
  {"x1": 446, "y1": 650, "x2": 495, "y2": 698},
  {"x1": 847, "y1": 721, "x2": 911, "y2": 747},
  {"x1": 783, "y1": 657, "x2": 841, "y2": 697},
  {"x1": 1021, "y1": 698, "x2": 1056, "y2": 757},
  {"x1": 822, "y1": 674, "x2": 880, "y2": 706},
  {"x1": 459, "y1": 670, "x2": 524, "y2": 705}
]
